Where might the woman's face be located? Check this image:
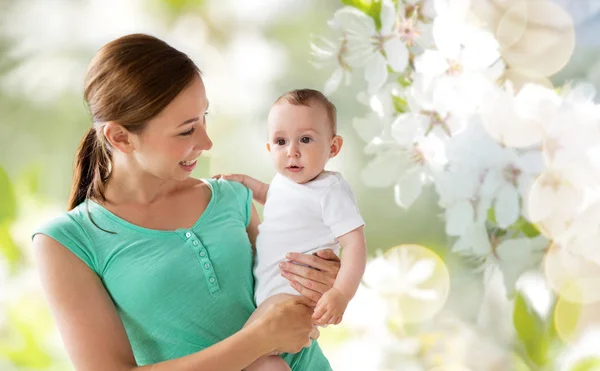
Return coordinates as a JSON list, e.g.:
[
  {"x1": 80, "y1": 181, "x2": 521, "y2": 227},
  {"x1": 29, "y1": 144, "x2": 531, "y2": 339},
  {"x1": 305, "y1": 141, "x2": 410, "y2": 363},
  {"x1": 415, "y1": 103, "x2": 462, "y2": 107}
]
[{"x1": 131, "y1": 75, "x2": 212, "y2": 181}]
